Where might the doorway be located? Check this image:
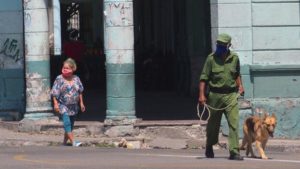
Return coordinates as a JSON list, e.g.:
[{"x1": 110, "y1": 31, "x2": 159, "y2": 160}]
[
  {"x1": 50, "y1": 0, "x2": 211, "y2": 121},
  {"x1": 51, "y1": 0, "x2": 106, "y2": 121},
  {"x1": 133, "y1": 0, "x2": 211, "y2": 120}
]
